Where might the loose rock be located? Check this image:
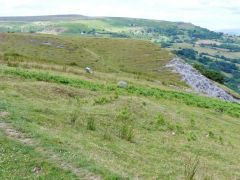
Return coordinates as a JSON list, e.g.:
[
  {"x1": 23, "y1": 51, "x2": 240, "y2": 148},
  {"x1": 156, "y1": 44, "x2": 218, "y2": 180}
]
[
  {"x1": 85, "y1": 67, "x2": 93, "y2": 74},
  {"x1": 117, "y1": 81, "x2": 128, "y2": 87}
]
